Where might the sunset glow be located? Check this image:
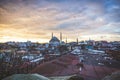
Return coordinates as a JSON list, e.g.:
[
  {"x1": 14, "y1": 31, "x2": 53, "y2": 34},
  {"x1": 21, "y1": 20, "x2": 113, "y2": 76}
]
[{"x1": 0, "y1": 0, "x2": 120, "y2": 43}]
